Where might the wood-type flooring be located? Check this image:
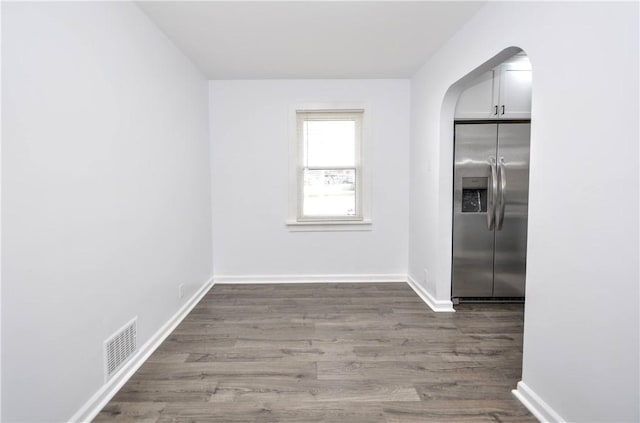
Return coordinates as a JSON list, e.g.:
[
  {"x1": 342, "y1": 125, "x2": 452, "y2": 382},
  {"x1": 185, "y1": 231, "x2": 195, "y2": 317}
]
[{"x1": 95, "y1": 283, "x2": 536, "y2": 422}]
